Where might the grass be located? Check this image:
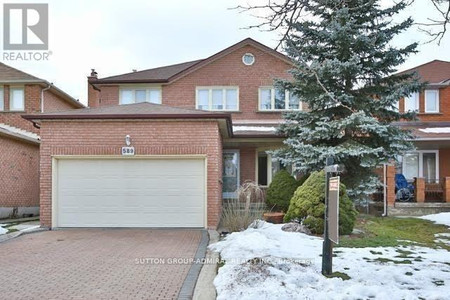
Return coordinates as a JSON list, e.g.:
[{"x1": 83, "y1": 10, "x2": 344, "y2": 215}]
[
  {"x1": 338, "y1": 214, "x2": 450, "y2": 250},
  {"x1": 324, "y1": 271, "x2": 351, "y2": 280}
]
